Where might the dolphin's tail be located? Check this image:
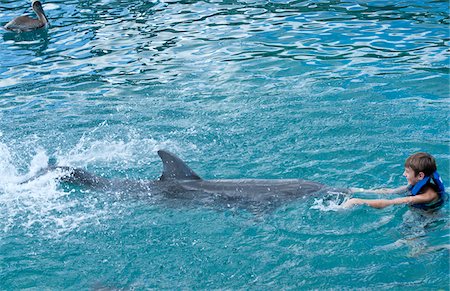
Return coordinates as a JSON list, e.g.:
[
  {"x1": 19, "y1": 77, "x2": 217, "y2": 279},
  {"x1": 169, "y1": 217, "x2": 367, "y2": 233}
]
[
  {"x1": 19, "y1": 165, "x2": 110, "y2": 188},
  {"x1": 19, "y1": 165, "x2": 58, "y2": 185}
]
